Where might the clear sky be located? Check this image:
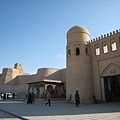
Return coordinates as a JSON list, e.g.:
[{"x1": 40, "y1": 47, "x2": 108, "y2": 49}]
[{"x1": 0, "y1": 0, "x2": 120, "y2": 74}]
